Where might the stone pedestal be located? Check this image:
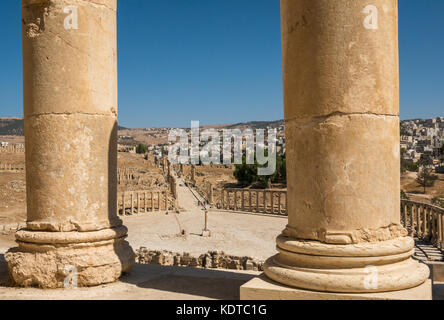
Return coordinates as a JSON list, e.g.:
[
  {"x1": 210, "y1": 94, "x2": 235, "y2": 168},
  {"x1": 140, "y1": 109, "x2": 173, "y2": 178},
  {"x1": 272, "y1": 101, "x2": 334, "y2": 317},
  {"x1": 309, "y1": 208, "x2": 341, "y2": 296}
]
[
  {"x1": 256, "y1": 0, "x2": 430, "y2": 297},
  {"x1": 6, "y1": 0, "x2": 134, "y2": 288},
  {"x1": 241, "y1": 274, "x2": 432, "y2": 300}
]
